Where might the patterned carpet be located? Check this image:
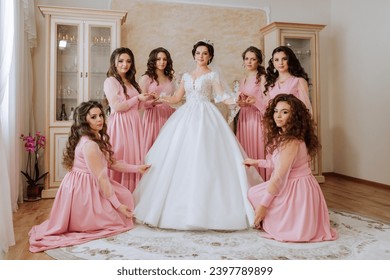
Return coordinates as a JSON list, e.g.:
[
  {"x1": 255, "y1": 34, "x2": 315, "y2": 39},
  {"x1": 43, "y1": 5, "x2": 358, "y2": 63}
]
[{"x1": 45, "y1": 210, "x2": 390, "y2": 260}]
